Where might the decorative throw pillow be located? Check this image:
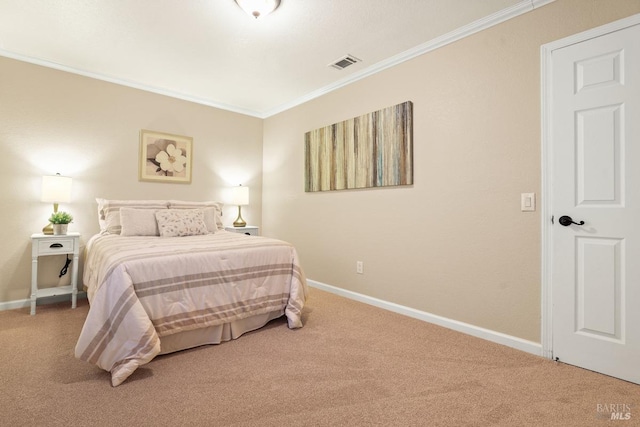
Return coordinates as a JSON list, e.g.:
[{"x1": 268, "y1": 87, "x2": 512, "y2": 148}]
[
  {"x1": 168, "y1": 200, "x2": 224, "y2": 231},
  {"x1": 120, "y1": 208, "x2": 162, "y2": 236},
  {"x1": 155, "y1": 209, "x2": 208, "y2": 237}
]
